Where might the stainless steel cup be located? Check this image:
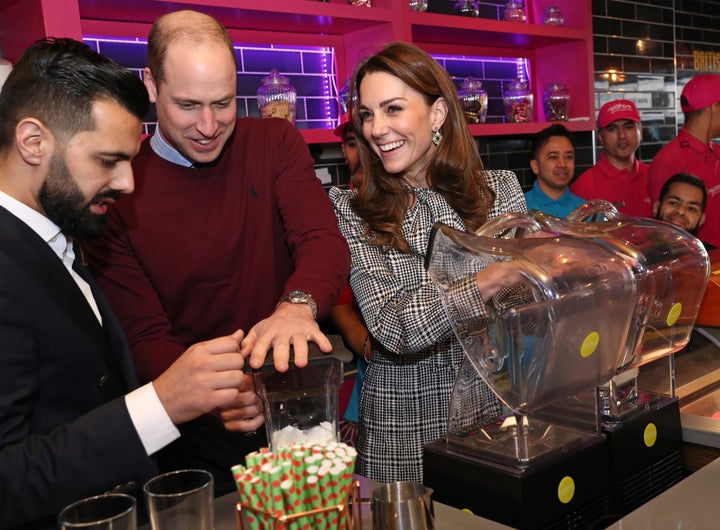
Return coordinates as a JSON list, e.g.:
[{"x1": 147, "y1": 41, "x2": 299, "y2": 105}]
[{"x1": 371, "y1": 481, "x2": 434, "y2": 530}]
